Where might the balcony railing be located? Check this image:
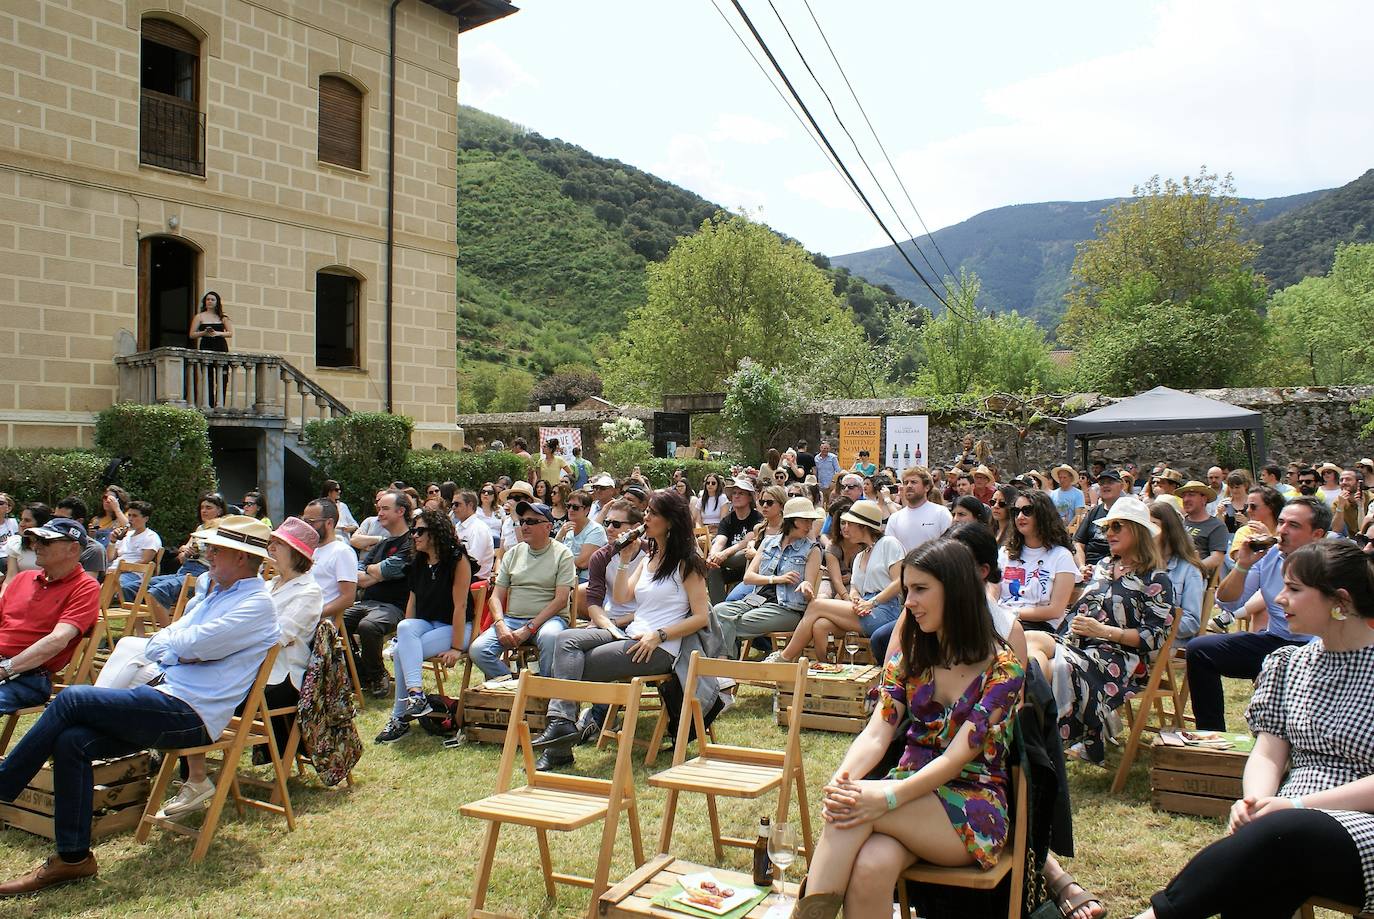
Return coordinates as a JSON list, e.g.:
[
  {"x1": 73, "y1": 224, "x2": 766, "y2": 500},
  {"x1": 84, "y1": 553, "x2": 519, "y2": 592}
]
[
  {"x1": 116, "y1": 349, "x2": 349, "y2": 434},
  {"x1": 140, "y1": 91, "x2": 205, "y2": 176}
]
